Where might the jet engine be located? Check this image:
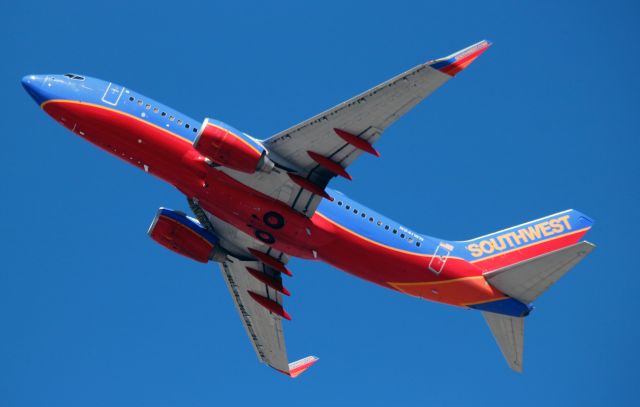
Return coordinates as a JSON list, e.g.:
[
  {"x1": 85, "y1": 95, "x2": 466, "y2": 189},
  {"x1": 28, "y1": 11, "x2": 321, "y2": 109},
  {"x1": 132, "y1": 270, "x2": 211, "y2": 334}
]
[
  {"x1": 147, "y1": 208, "x2": 226, "y2": 263},
  {"x1": 193, "y1": 118, "x2": 274, "y2": 174}
]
